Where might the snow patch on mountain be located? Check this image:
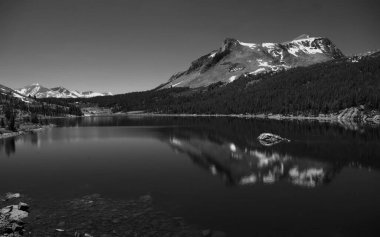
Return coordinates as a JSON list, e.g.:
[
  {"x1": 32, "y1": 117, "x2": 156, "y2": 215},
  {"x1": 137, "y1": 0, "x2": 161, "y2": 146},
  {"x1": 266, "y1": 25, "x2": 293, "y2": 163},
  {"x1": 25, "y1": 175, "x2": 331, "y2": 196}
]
[
  {"x1": 238, "y1": 41, "x2": 257, "y2": 49},
  {"x1": 262, "y1": 43, "x2": 276, "y2": 49},
  {"x1": 228, "y1": 75, "x2": 238, "y2": 82},
  {"x1": 249, "y1": 68, "x2": 266, "y2": 75},
  {"x1": 12, "y1": 93, "x2": 31, "y2": 103},
  {"x1": 171, "y1": 81, "x2": 183, "y2": 87},
  {"x1": 209, "y1": 52, "x2": 217, "y2": 58}
]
